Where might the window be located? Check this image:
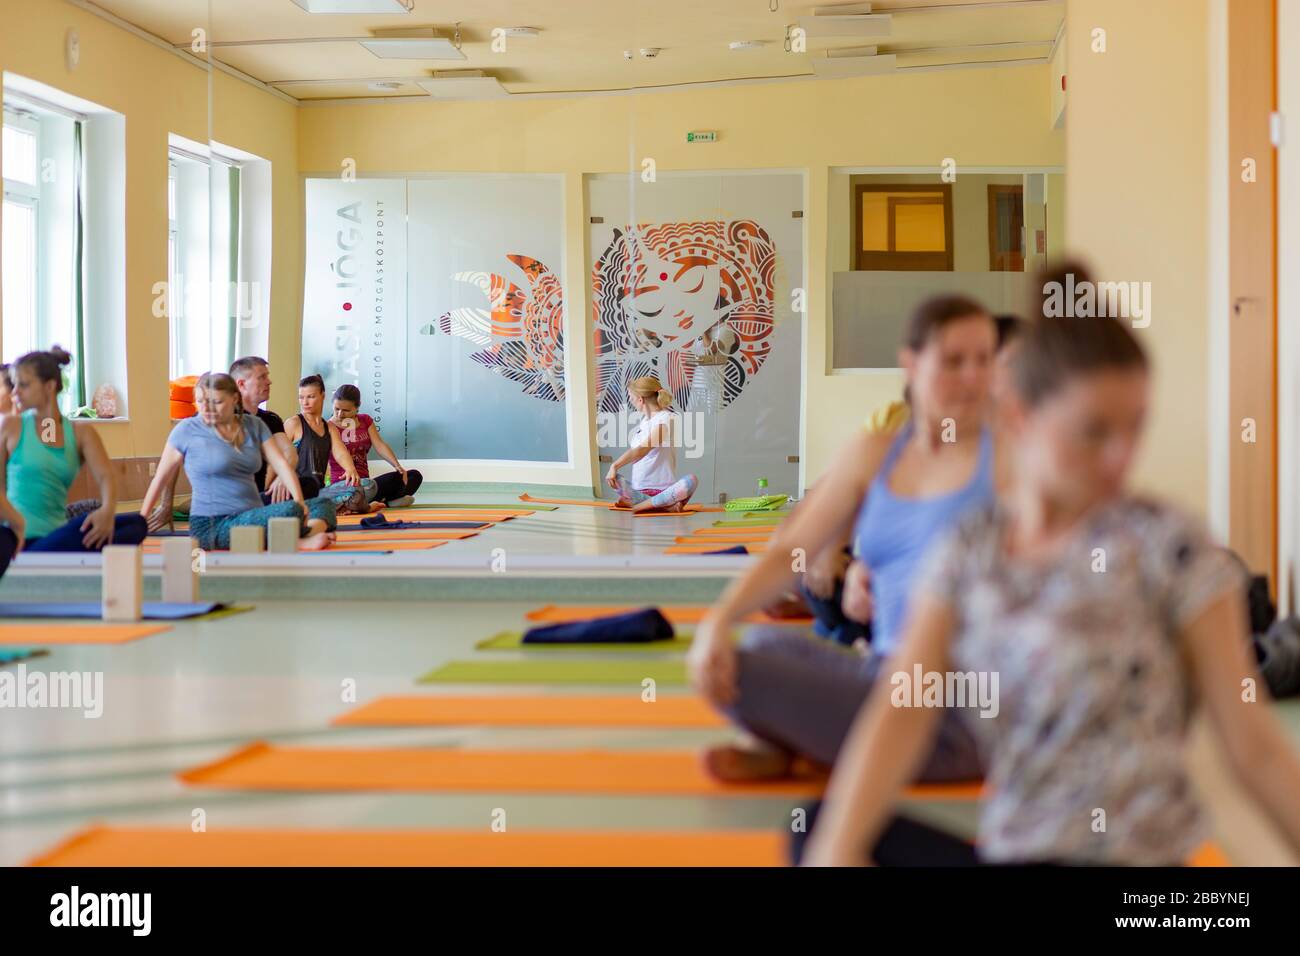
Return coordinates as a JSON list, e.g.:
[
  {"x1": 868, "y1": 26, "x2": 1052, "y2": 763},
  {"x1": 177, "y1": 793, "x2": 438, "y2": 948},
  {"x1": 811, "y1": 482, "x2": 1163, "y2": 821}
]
[
  {"x1": 2, "y1": 112, "x2": 40, "y2": 360},
  {"x1": 987, "y1": 184, "x2": 1025, "y2": 272},
  {"x1": 853, "y1": 183, "x2": 954, "y2": 271},
  {"x1": 3, "y1": 99, "x2": 83, "y2": 411},
  {"x1": 167, "y1": 144, "x2": 245, "y2": 379}
]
